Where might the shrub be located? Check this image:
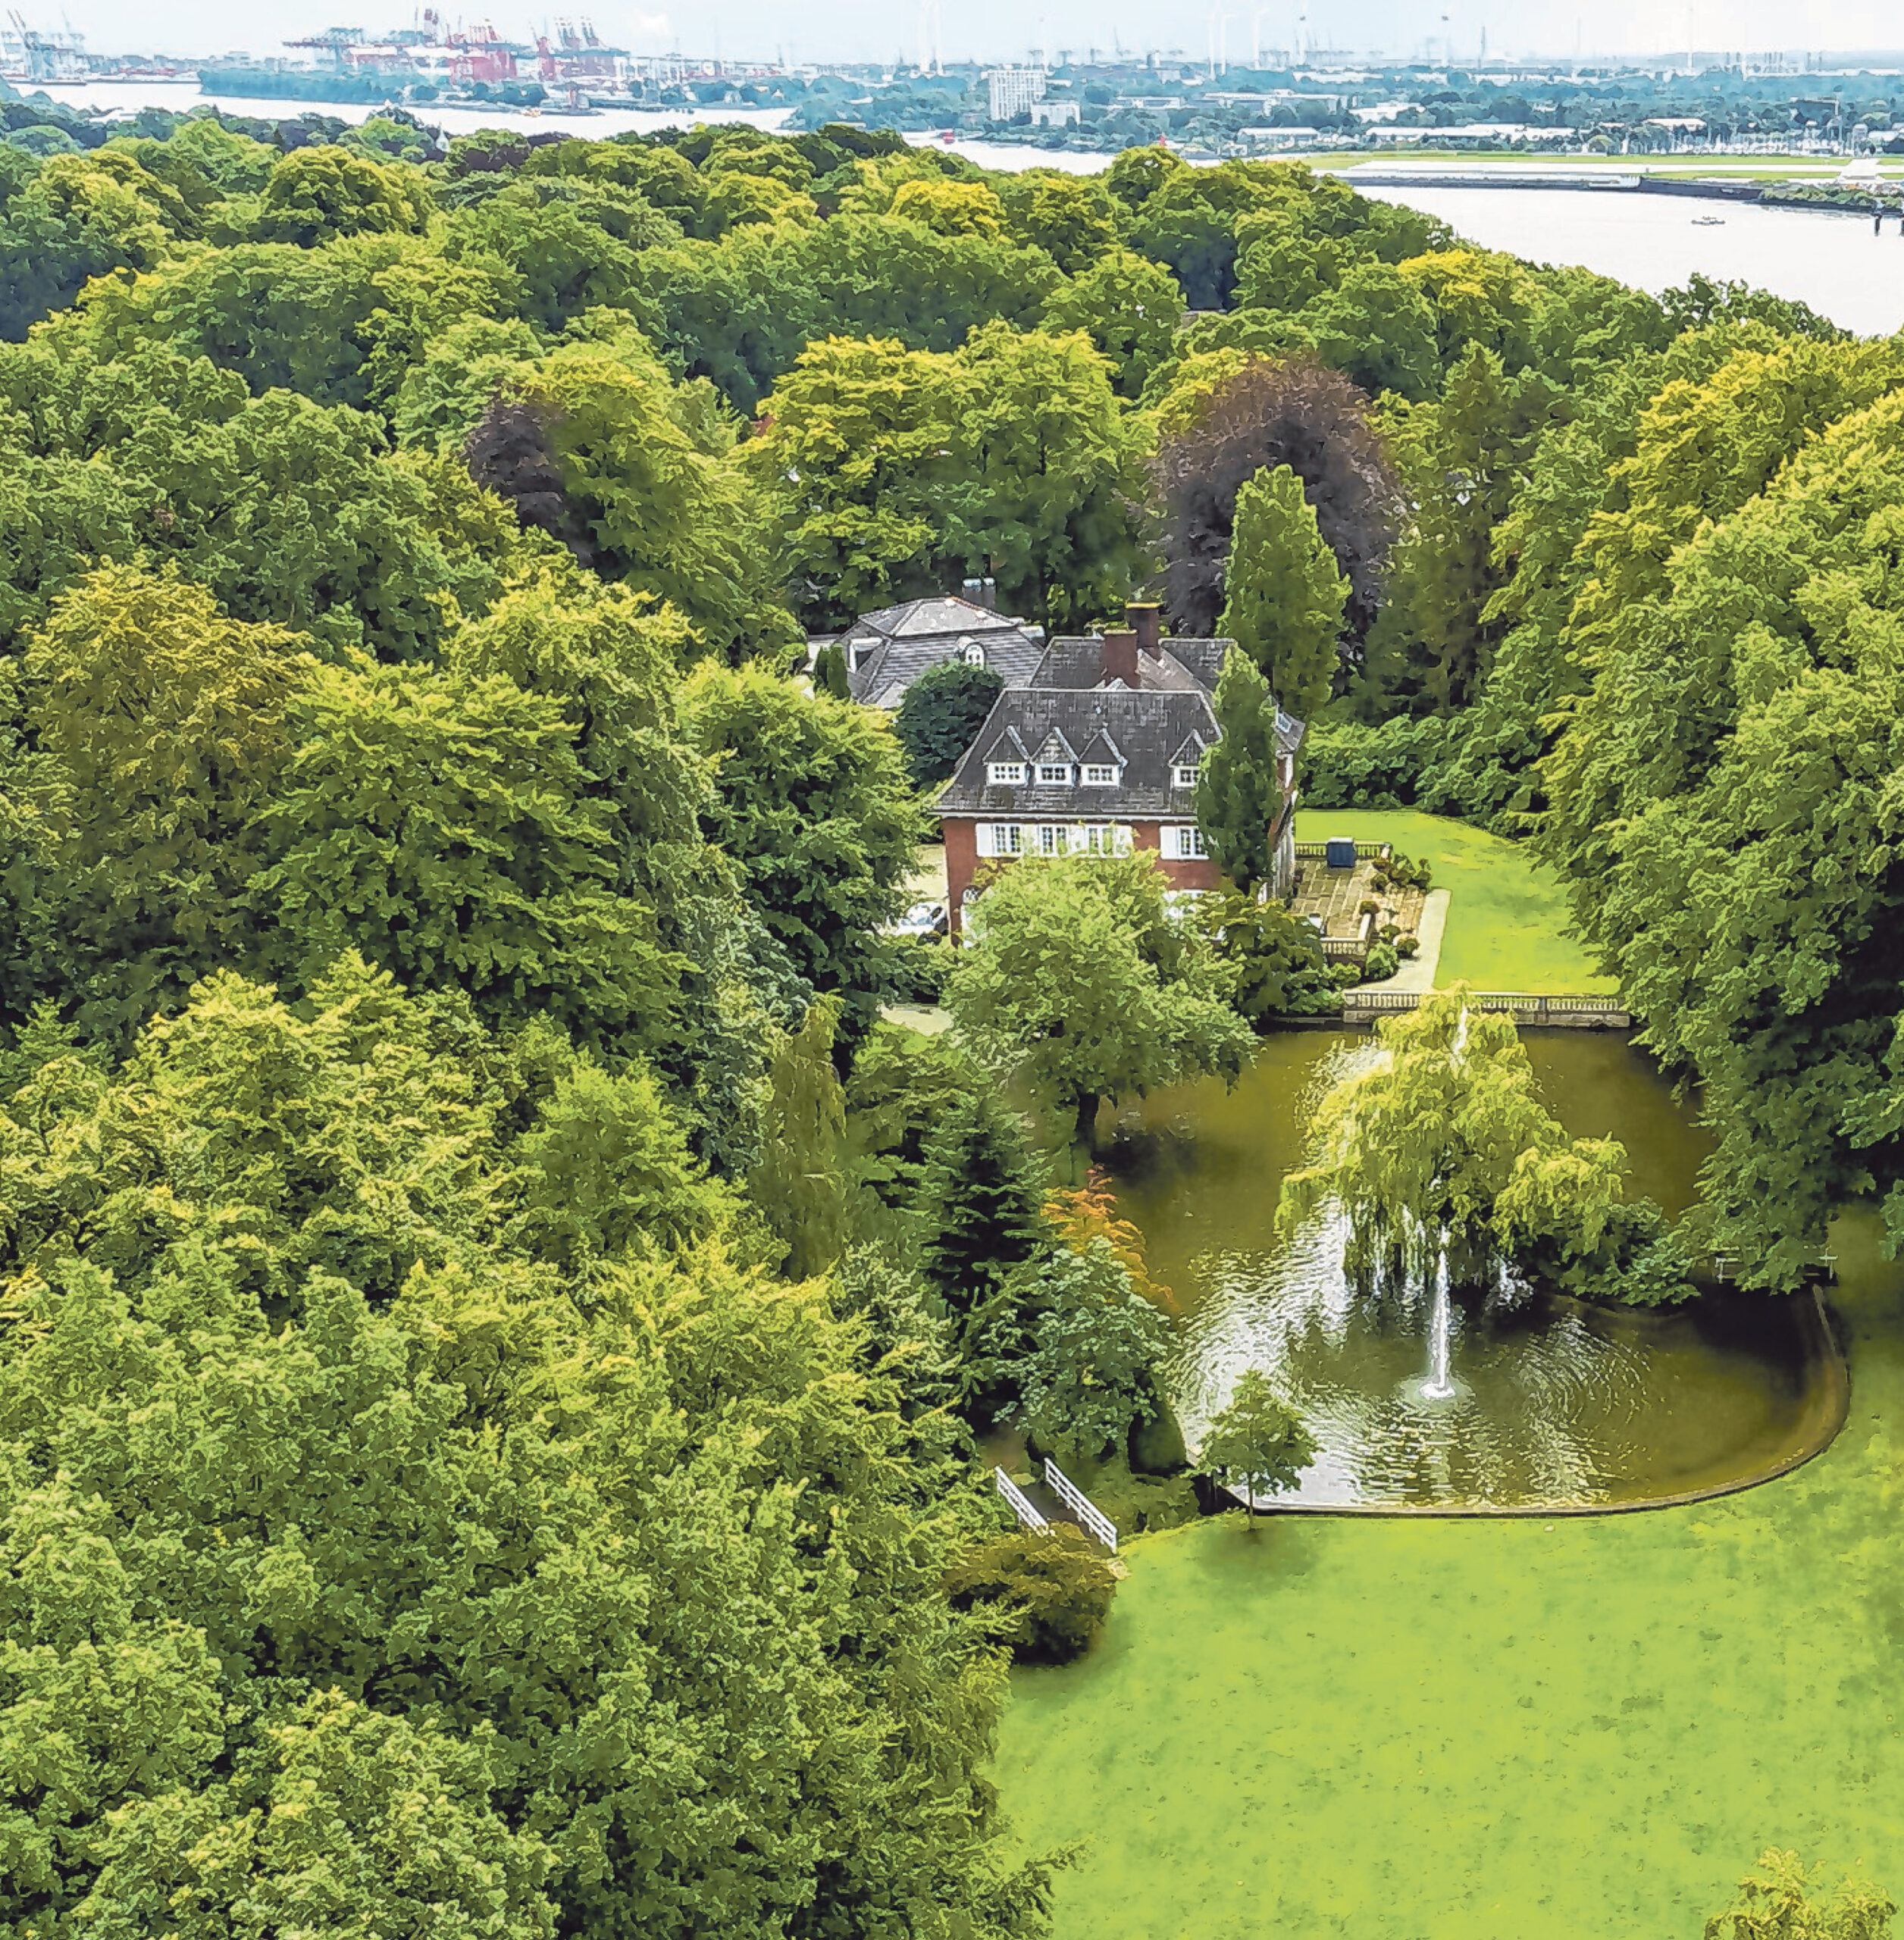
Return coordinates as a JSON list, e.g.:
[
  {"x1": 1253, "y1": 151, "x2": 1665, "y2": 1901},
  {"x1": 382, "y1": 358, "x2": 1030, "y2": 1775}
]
[
  {"x1": 884, "y1": 935, "x2": 954, "y2": 1003},
  {"x1": 1396, "y1": 934, "x2": 1420, "y2": 959},
  {"x1": 1299, "y1": 712, "x2": 1451, "y2": 811},
  {"x1": 1379, "y1": 922, "x2": 1399, "y2": 943},
  {"x1": 1360, "y1": 941, "x2": 1399, "y2": 982},
  {"x1": 944, "y1": 1523, "x2": 1120, "y2": 1664},
  {"x1": 1358, "y1": 896, "x2": 1381, "y2": 917}
]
